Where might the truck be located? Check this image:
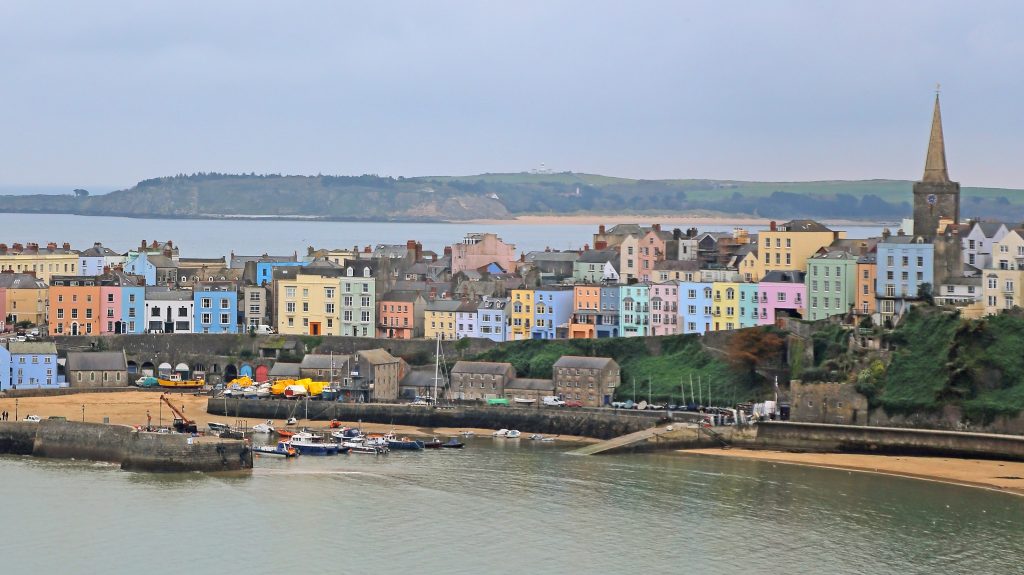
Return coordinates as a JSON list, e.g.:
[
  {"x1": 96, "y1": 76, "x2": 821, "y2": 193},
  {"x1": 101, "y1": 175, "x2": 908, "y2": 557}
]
[{"x1": 542, "y1": 396, "x2": 565, "y2": 407}]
